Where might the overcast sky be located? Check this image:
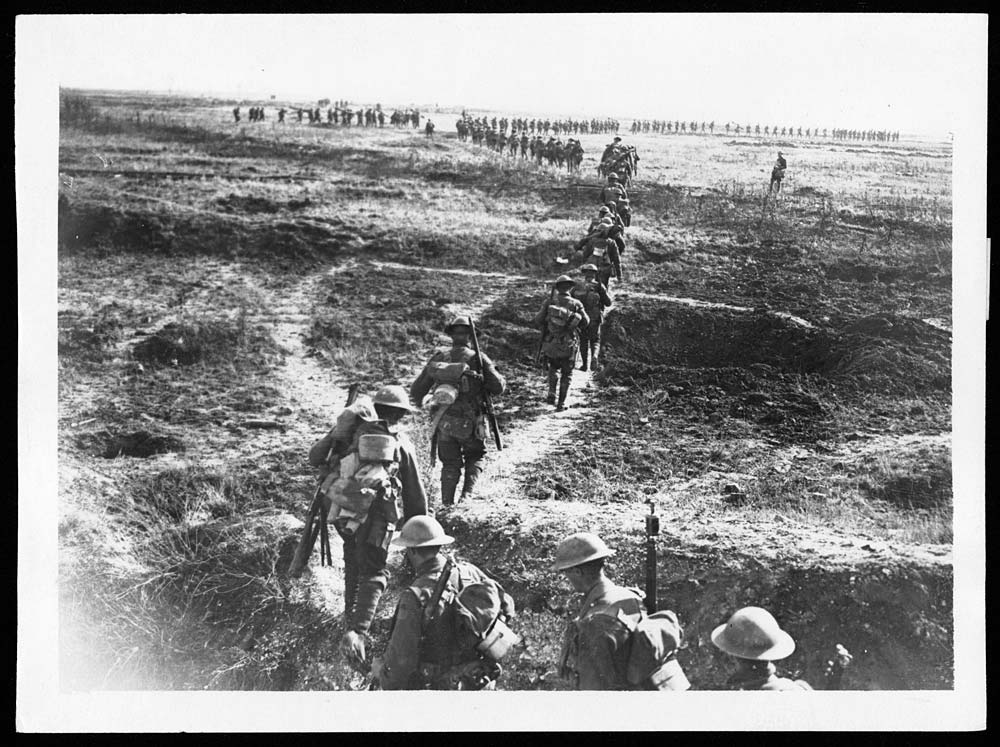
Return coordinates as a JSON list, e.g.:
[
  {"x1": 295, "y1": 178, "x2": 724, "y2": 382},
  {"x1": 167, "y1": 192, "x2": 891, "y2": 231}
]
[{"x1": 23, "y1": 13, "x2": 988, "y2": 137}]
